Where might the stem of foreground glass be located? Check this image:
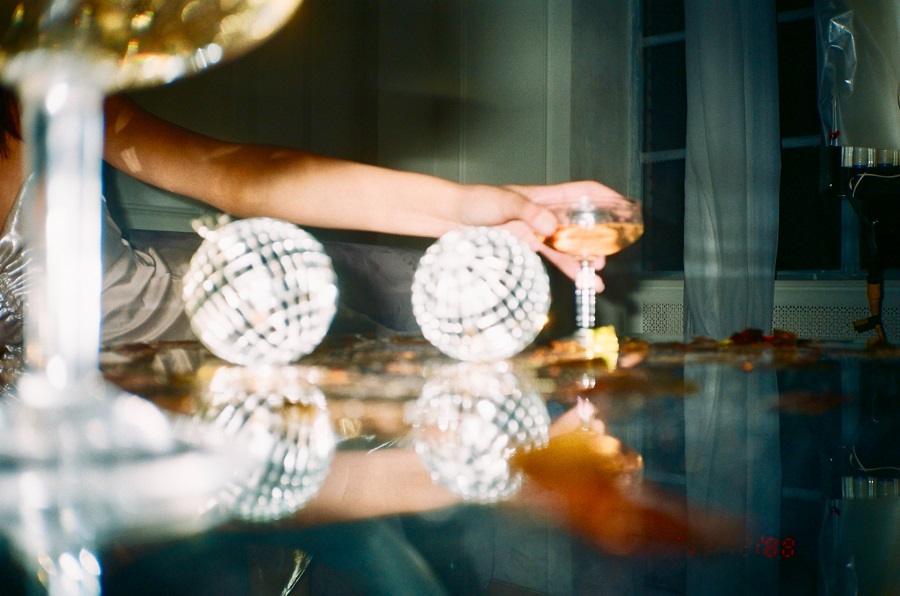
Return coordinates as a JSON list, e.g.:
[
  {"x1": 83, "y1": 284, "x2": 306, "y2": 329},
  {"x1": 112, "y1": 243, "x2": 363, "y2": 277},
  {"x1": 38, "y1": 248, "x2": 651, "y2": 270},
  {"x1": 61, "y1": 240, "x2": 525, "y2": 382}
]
[
  {"x1": 575, "y1": 260, "x2": 596, "y2": 329},
  {"x1": 17, "y1": 56, "x2": 106, "y2": 399},
  {"x1": 10, "y1": 55, "x2": 109, "y2": 596}
]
